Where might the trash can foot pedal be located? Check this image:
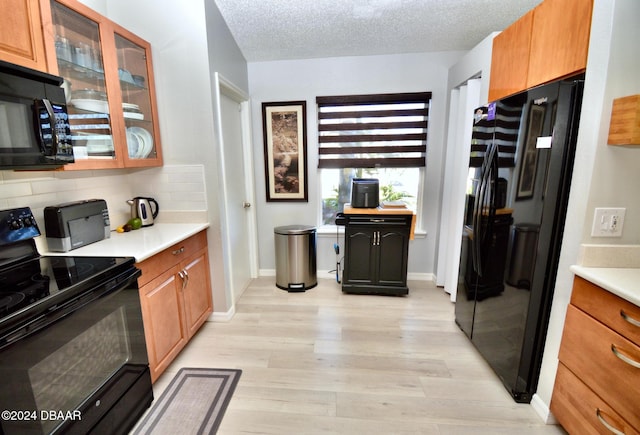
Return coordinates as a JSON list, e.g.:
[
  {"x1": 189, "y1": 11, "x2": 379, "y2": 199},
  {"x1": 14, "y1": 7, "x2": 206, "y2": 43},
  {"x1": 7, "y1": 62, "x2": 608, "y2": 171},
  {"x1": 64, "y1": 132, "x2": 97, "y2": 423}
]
[{"x1": 287, "y1": 283, "x2": 306, "y2": 292}]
